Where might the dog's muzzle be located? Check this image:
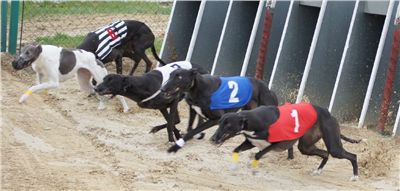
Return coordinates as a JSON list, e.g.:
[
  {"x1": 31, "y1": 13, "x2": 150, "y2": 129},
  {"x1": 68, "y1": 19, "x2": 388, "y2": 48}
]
[
  {"x1": 94, "y1": 86, "x2": 112, "y2": 95},
  {"x1": 11, "y1": 59, "x2": 30, "y2": 70}
]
